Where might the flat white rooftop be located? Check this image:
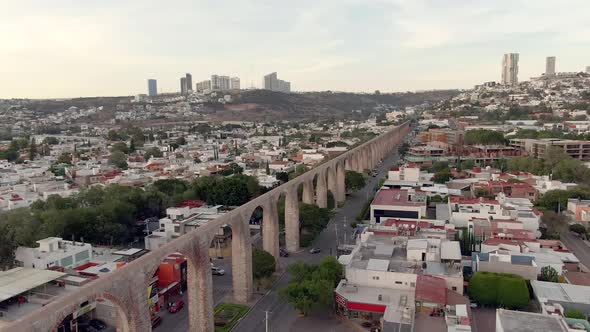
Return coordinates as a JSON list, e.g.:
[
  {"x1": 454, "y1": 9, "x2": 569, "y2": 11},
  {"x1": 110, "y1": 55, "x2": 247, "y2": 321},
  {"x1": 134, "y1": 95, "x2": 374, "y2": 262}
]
[
  {"x1": 0, "y1": 268, "x2": 66, "y2": 302},
  {"x1": 496, "y1": 309, "x2": 568, "y2": 332}
]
